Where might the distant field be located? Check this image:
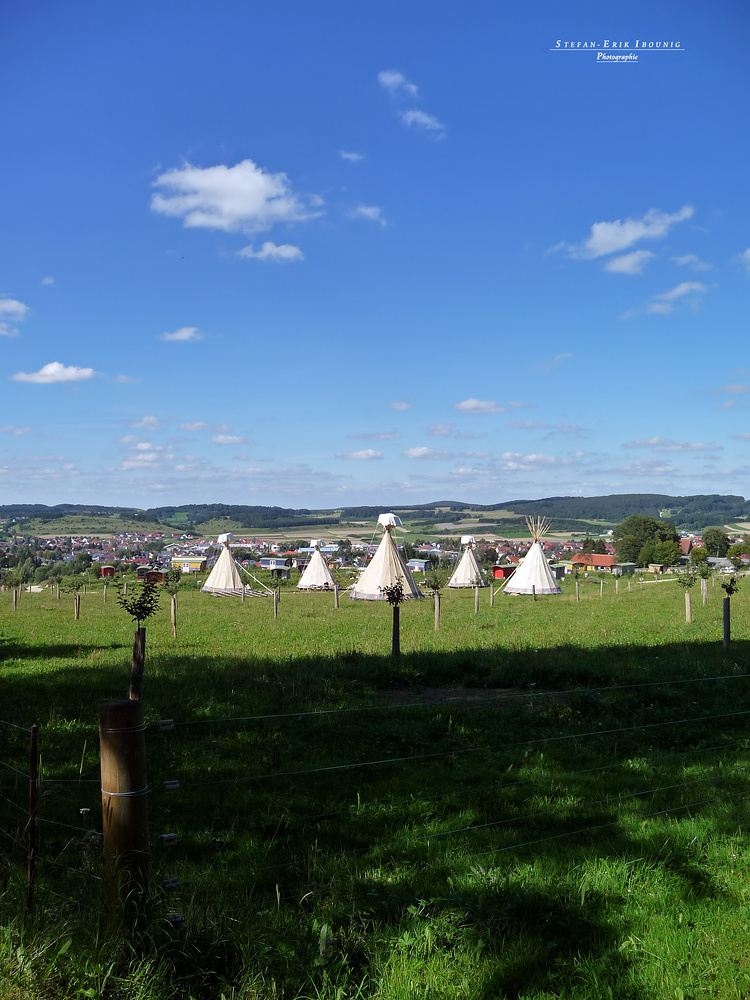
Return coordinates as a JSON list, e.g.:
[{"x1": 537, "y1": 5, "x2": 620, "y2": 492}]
[{"x1": 3, "y1": 574, "x2": 750, "y2": 999}]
